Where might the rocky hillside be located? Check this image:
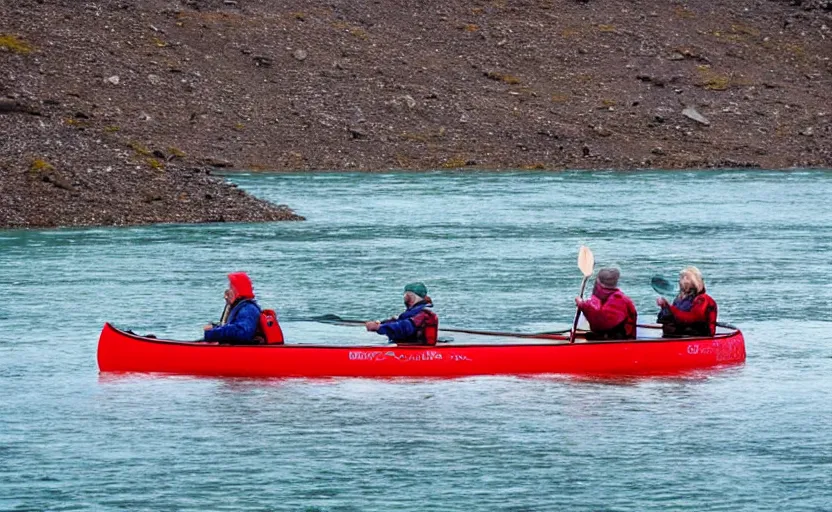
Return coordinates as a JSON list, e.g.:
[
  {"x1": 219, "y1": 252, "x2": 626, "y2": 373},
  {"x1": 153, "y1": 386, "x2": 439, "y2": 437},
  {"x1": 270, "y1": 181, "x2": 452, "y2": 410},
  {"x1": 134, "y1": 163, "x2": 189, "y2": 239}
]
[{"x1": 1, "y1": 0, "x2": 830, "y2": 227}]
